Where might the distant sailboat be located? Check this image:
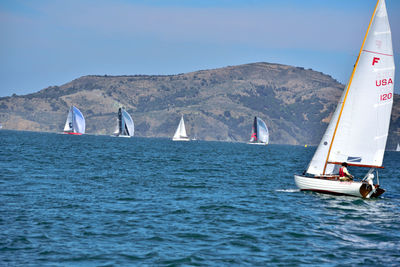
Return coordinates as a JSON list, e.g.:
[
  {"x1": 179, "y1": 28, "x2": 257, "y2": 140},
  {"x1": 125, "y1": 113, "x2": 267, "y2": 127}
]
[
  {"x1": 113, "y1": 108, "x2": 134, "y2": 138},
  {"x1": 172, "y1": 115, "x2": 190, "y2": 141},
  {"x1": 294, "y1": 0, "x2": 394, "y2": 198},
  {"x1": 248, "y1": 117, "x2": 269, "y2": 145},
  {"x1": 396, "y1": 143, "x2": 400, "y2": 152},
  {"x1": 63, "y1": 106, "x2": 85, "y2": 135}
]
